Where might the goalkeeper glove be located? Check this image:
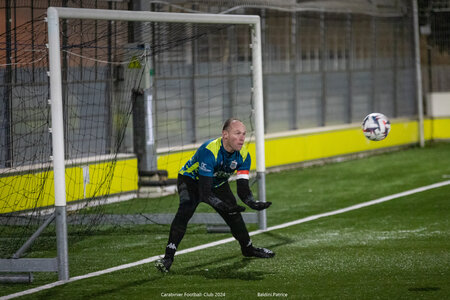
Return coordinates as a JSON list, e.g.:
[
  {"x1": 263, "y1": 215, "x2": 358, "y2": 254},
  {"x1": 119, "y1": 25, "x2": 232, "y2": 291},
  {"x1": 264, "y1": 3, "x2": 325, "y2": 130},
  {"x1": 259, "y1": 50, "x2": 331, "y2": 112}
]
[
  {"x1": 243, "y1": 195, "x2": 272, "y2": 211},
  {"x1": 209, "y1": 195, "x2": 246, "y2": 214},
  {"x1": 215, "y1": 201, "x2": 246, "y2": 214}
]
